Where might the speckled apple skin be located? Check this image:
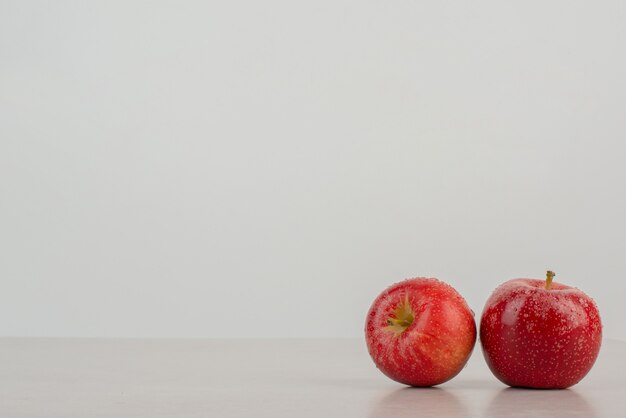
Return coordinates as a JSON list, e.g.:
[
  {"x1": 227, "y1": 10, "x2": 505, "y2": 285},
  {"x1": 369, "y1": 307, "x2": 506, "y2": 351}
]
[
  {"x1": 365, "y1": 278, "x2": 477, "y2": 387},
  {"x1": 480, "y1": 279, "x2": 602, "y2": 389}
]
